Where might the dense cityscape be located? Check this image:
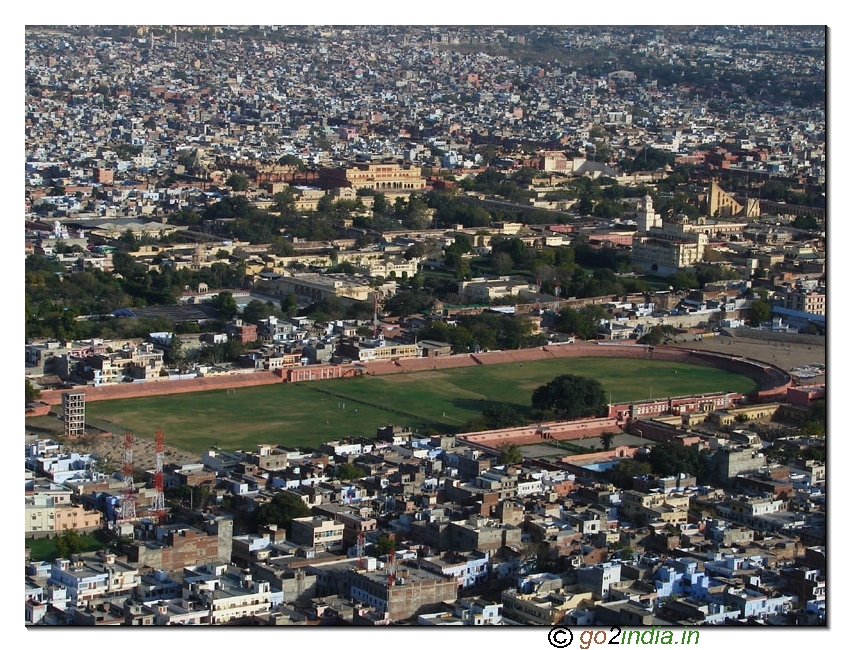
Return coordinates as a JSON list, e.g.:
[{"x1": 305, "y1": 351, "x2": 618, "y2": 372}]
[{"x1": 24, "y1": 24, "x2": 826, "y2": 630}]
